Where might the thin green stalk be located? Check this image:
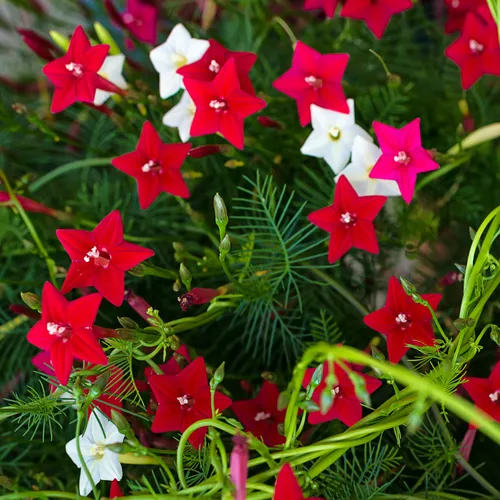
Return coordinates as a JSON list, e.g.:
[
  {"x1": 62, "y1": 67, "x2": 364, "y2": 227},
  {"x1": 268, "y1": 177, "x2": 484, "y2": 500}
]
[
  {"x1": 29, "y1": 158, "x2": 113, "y2": 192},
  {"x1": 0, "y1": 170, "x2": 57, "y2": 286},
  {"x1": 75, "y1": 411, "x2": 99, "y2": 500}
]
